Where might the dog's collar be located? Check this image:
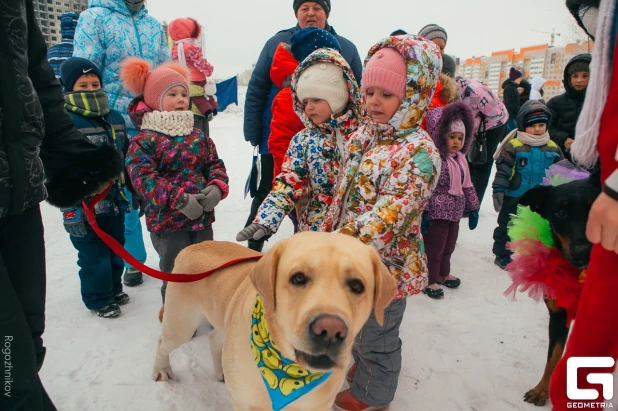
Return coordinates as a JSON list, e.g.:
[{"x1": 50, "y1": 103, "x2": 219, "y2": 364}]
[{"x1": 250, "y1": 295, "x2": 331, "y2": 411}]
